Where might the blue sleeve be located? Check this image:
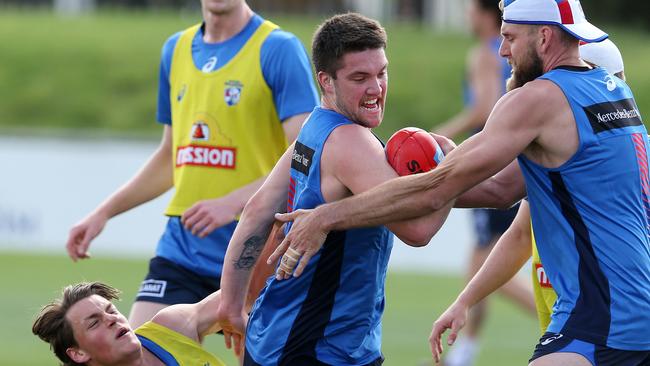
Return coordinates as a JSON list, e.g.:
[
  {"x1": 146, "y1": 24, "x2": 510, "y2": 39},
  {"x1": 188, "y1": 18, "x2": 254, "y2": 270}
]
[
  {"x1": 156, "y1": 32, "x2": 182, "y2": 125},
  {"x1": 261, "y1": 30, "x2": 319, "y2": 122}
]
